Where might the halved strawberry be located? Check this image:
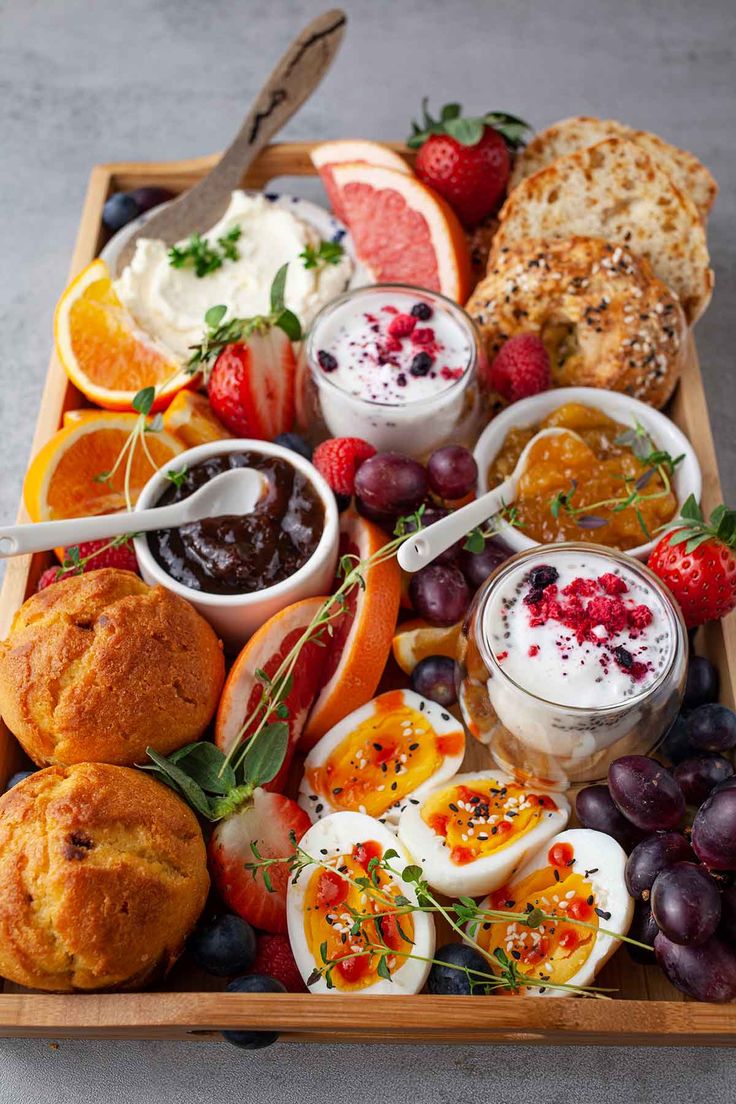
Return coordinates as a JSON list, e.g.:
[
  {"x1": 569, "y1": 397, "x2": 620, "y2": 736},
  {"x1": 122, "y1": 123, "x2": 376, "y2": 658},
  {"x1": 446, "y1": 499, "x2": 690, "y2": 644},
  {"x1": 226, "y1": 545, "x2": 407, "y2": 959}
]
[
  {"x1": 208, "y1": 788, "x2": 311, "y2": 934},
  {"x1": 208, "y1": 328, "x2": 296, "y2": 440}
]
